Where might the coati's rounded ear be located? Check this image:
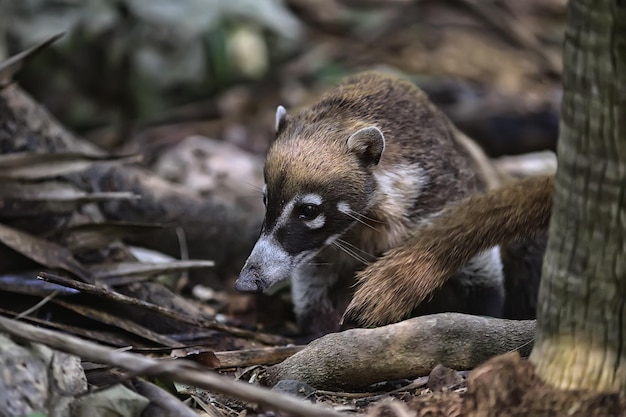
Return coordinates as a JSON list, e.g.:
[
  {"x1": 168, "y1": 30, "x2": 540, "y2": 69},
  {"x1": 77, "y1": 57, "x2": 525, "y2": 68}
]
[
  {"x1": 347, "y1": 126, "x2": 385, "y2": 166},
  {"x1": 275, "y1": 105, "x2": 289, "y2": 134}
]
